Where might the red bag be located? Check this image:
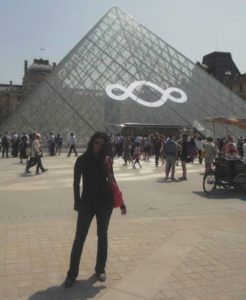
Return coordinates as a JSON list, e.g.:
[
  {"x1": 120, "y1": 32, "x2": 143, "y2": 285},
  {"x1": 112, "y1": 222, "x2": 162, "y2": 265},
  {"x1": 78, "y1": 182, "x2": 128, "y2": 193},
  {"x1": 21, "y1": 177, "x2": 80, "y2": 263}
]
[{"x1": 105, "y1": 157, "x2": 124, "y2": 208}]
